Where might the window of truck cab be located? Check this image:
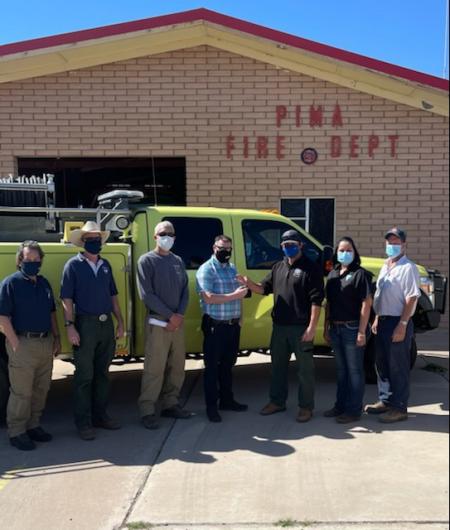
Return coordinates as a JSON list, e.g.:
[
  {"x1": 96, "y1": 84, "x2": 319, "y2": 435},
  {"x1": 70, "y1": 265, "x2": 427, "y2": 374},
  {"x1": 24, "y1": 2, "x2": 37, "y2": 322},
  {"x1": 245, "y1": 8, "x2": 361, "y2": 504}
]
[
  {"x1": 242, "y1": 219, "x2": 321, "y2": 270},
  {"x1": 162, "y1": 217, "x2": 224, "y2": 270}
]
